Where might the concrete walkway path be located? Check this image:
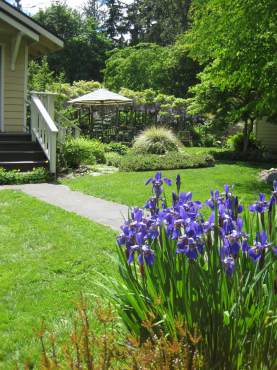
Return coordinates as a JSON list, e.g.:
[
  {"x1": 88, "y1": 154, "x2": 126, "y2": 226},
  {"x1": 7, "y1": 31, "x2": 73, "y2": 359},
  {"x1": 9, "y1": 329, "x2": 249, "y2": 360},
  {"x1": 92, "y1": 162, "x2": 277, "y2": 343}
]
[{"x1": 0, "y1": 183, "x2": 128, "y2": 231}]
